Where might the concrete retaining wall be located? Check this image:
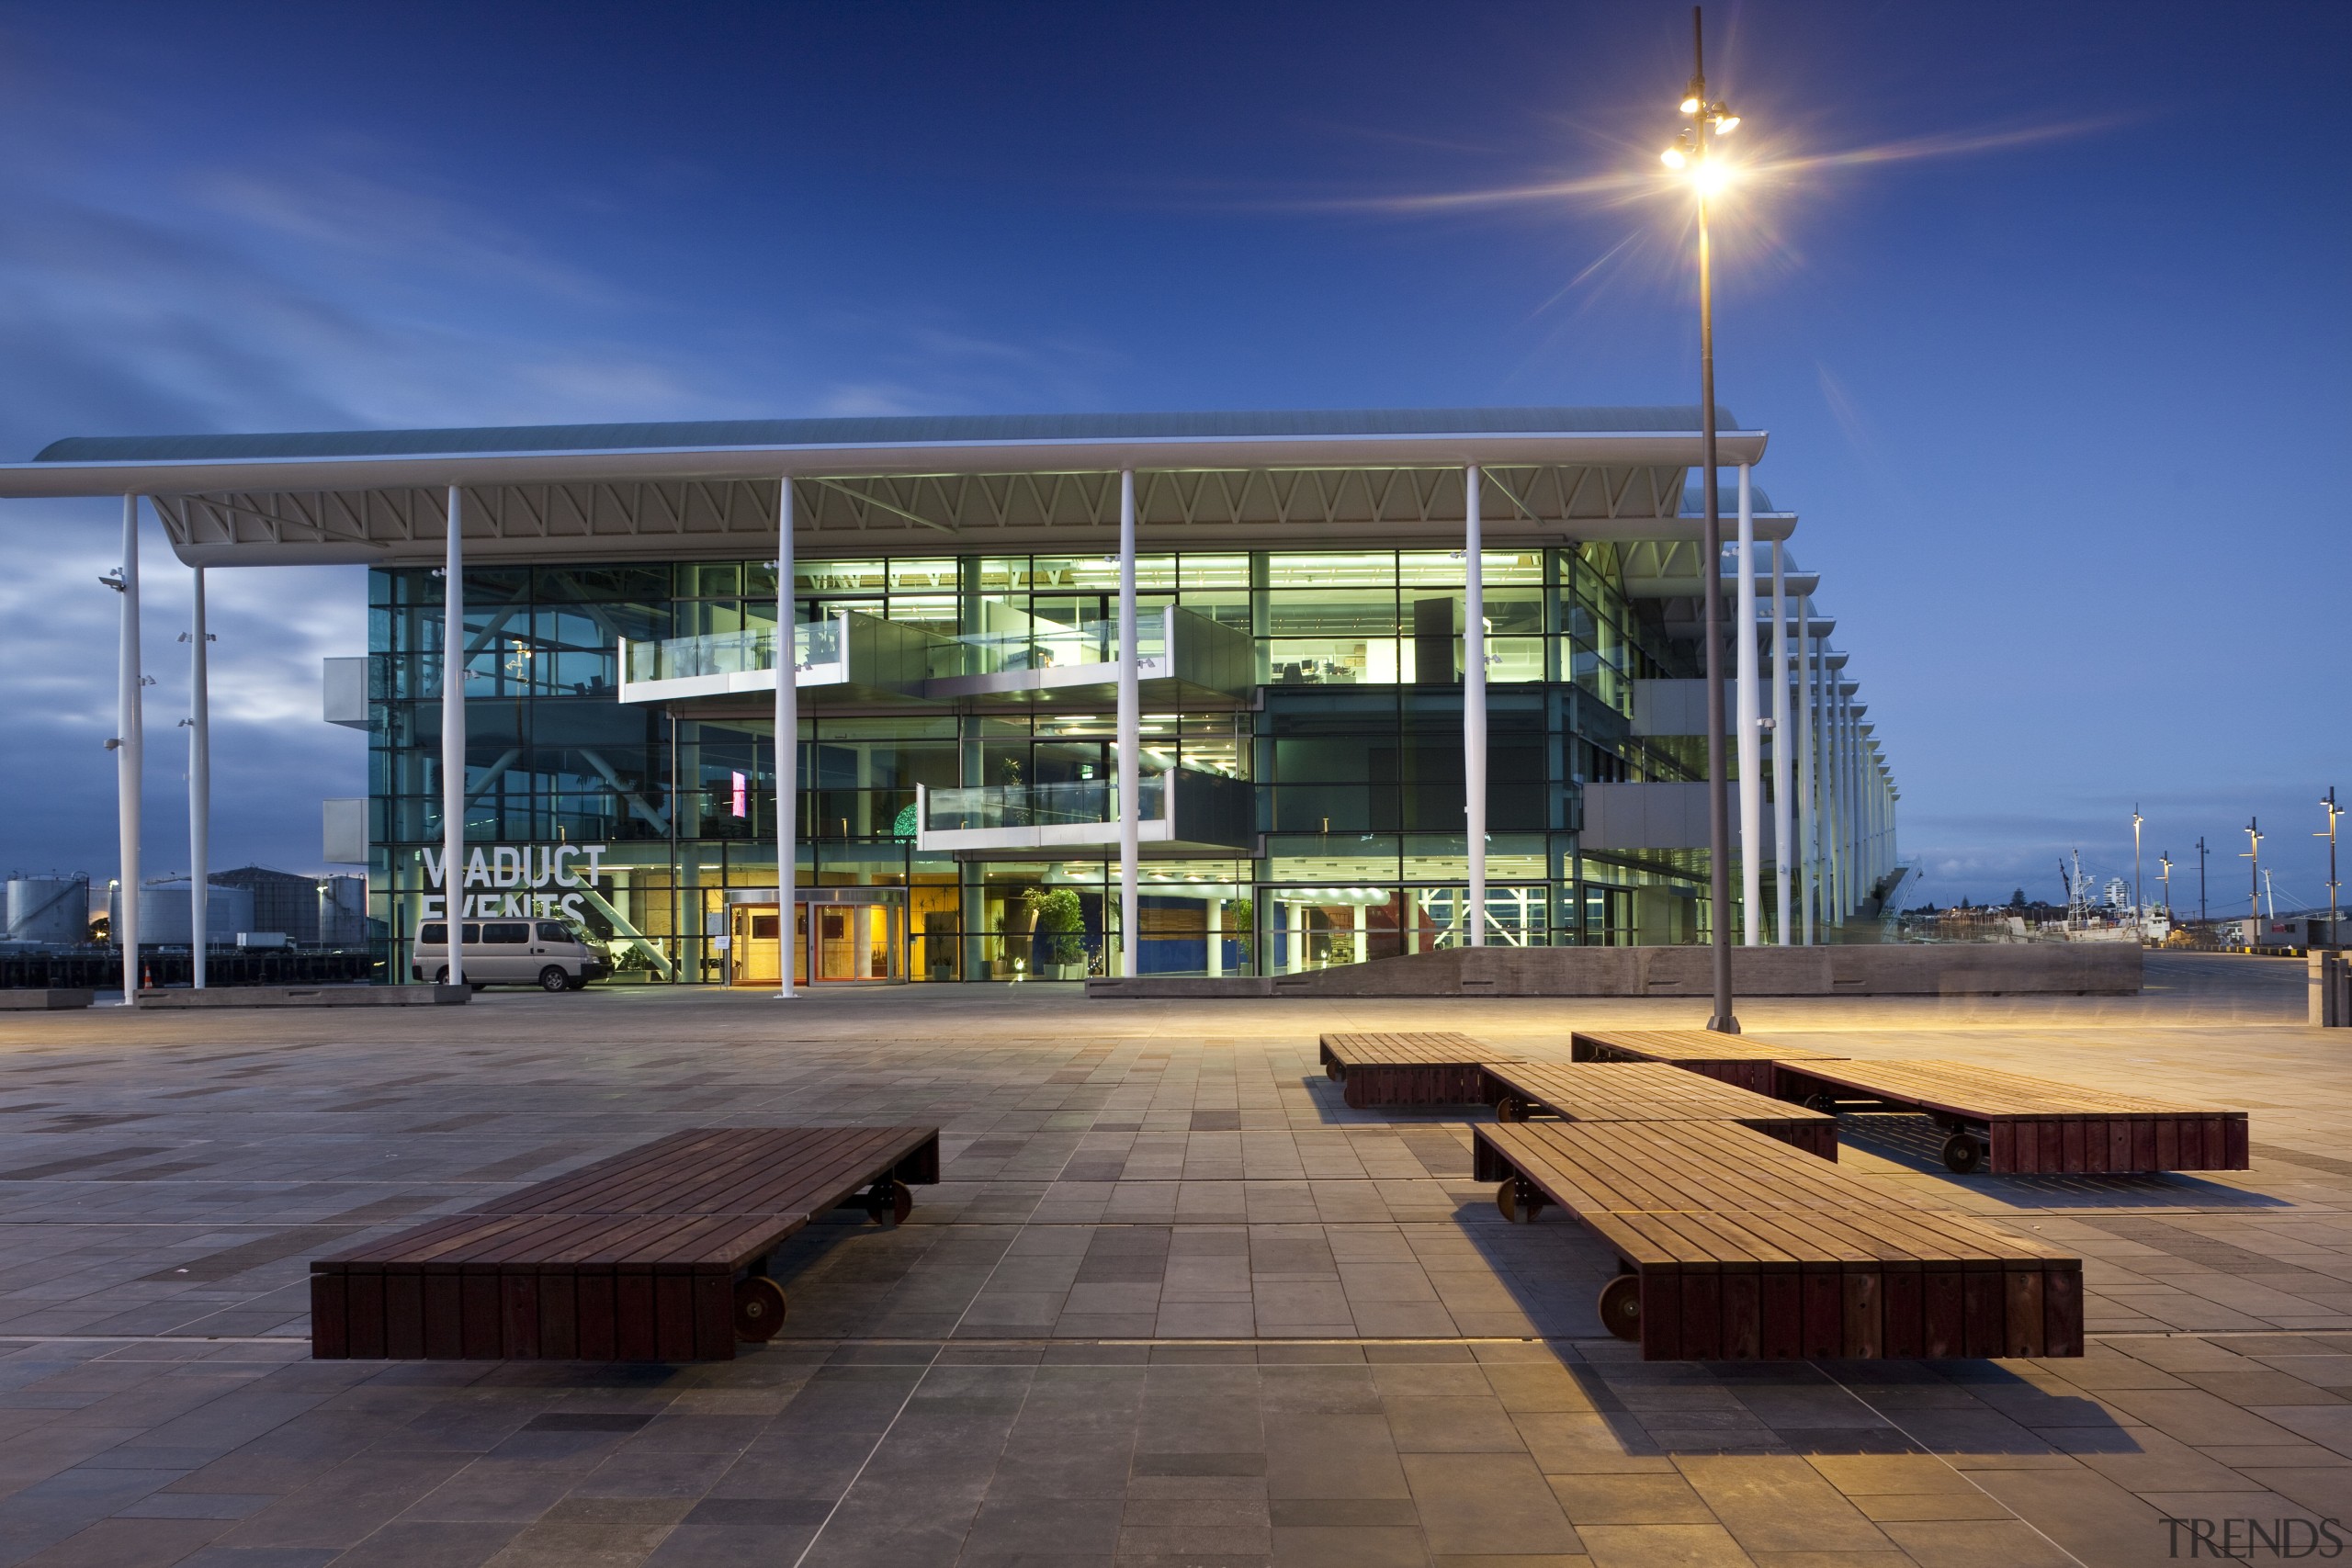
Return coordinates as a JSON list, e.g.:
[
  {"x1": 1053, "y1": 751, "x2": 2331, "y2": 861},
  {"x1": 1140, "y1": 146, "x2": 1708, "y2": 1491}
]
[
  {"x1": 1087, "y1": 943, "x2": 2141, "y2": 1000},
  {"x1": 133, "y1": 985, "x2": 469, "y2": 1009},
  {"x1": 0, "y1": 989, "x2": 94, "y2": 1010}
]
